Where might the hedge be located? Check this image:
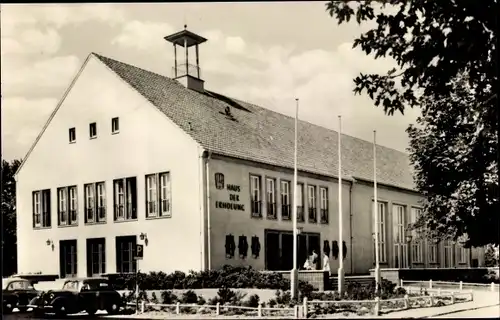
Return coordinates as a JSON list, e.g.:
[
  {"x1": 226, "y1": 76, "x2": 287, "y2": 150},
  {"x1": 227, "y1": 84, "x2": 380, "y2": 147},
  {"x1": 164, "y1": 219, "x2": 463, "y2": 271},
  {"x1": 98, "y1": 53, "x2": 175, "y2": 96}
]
[{"x1": 107, "y1": 265, "x2": 315, "y2": 293}]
